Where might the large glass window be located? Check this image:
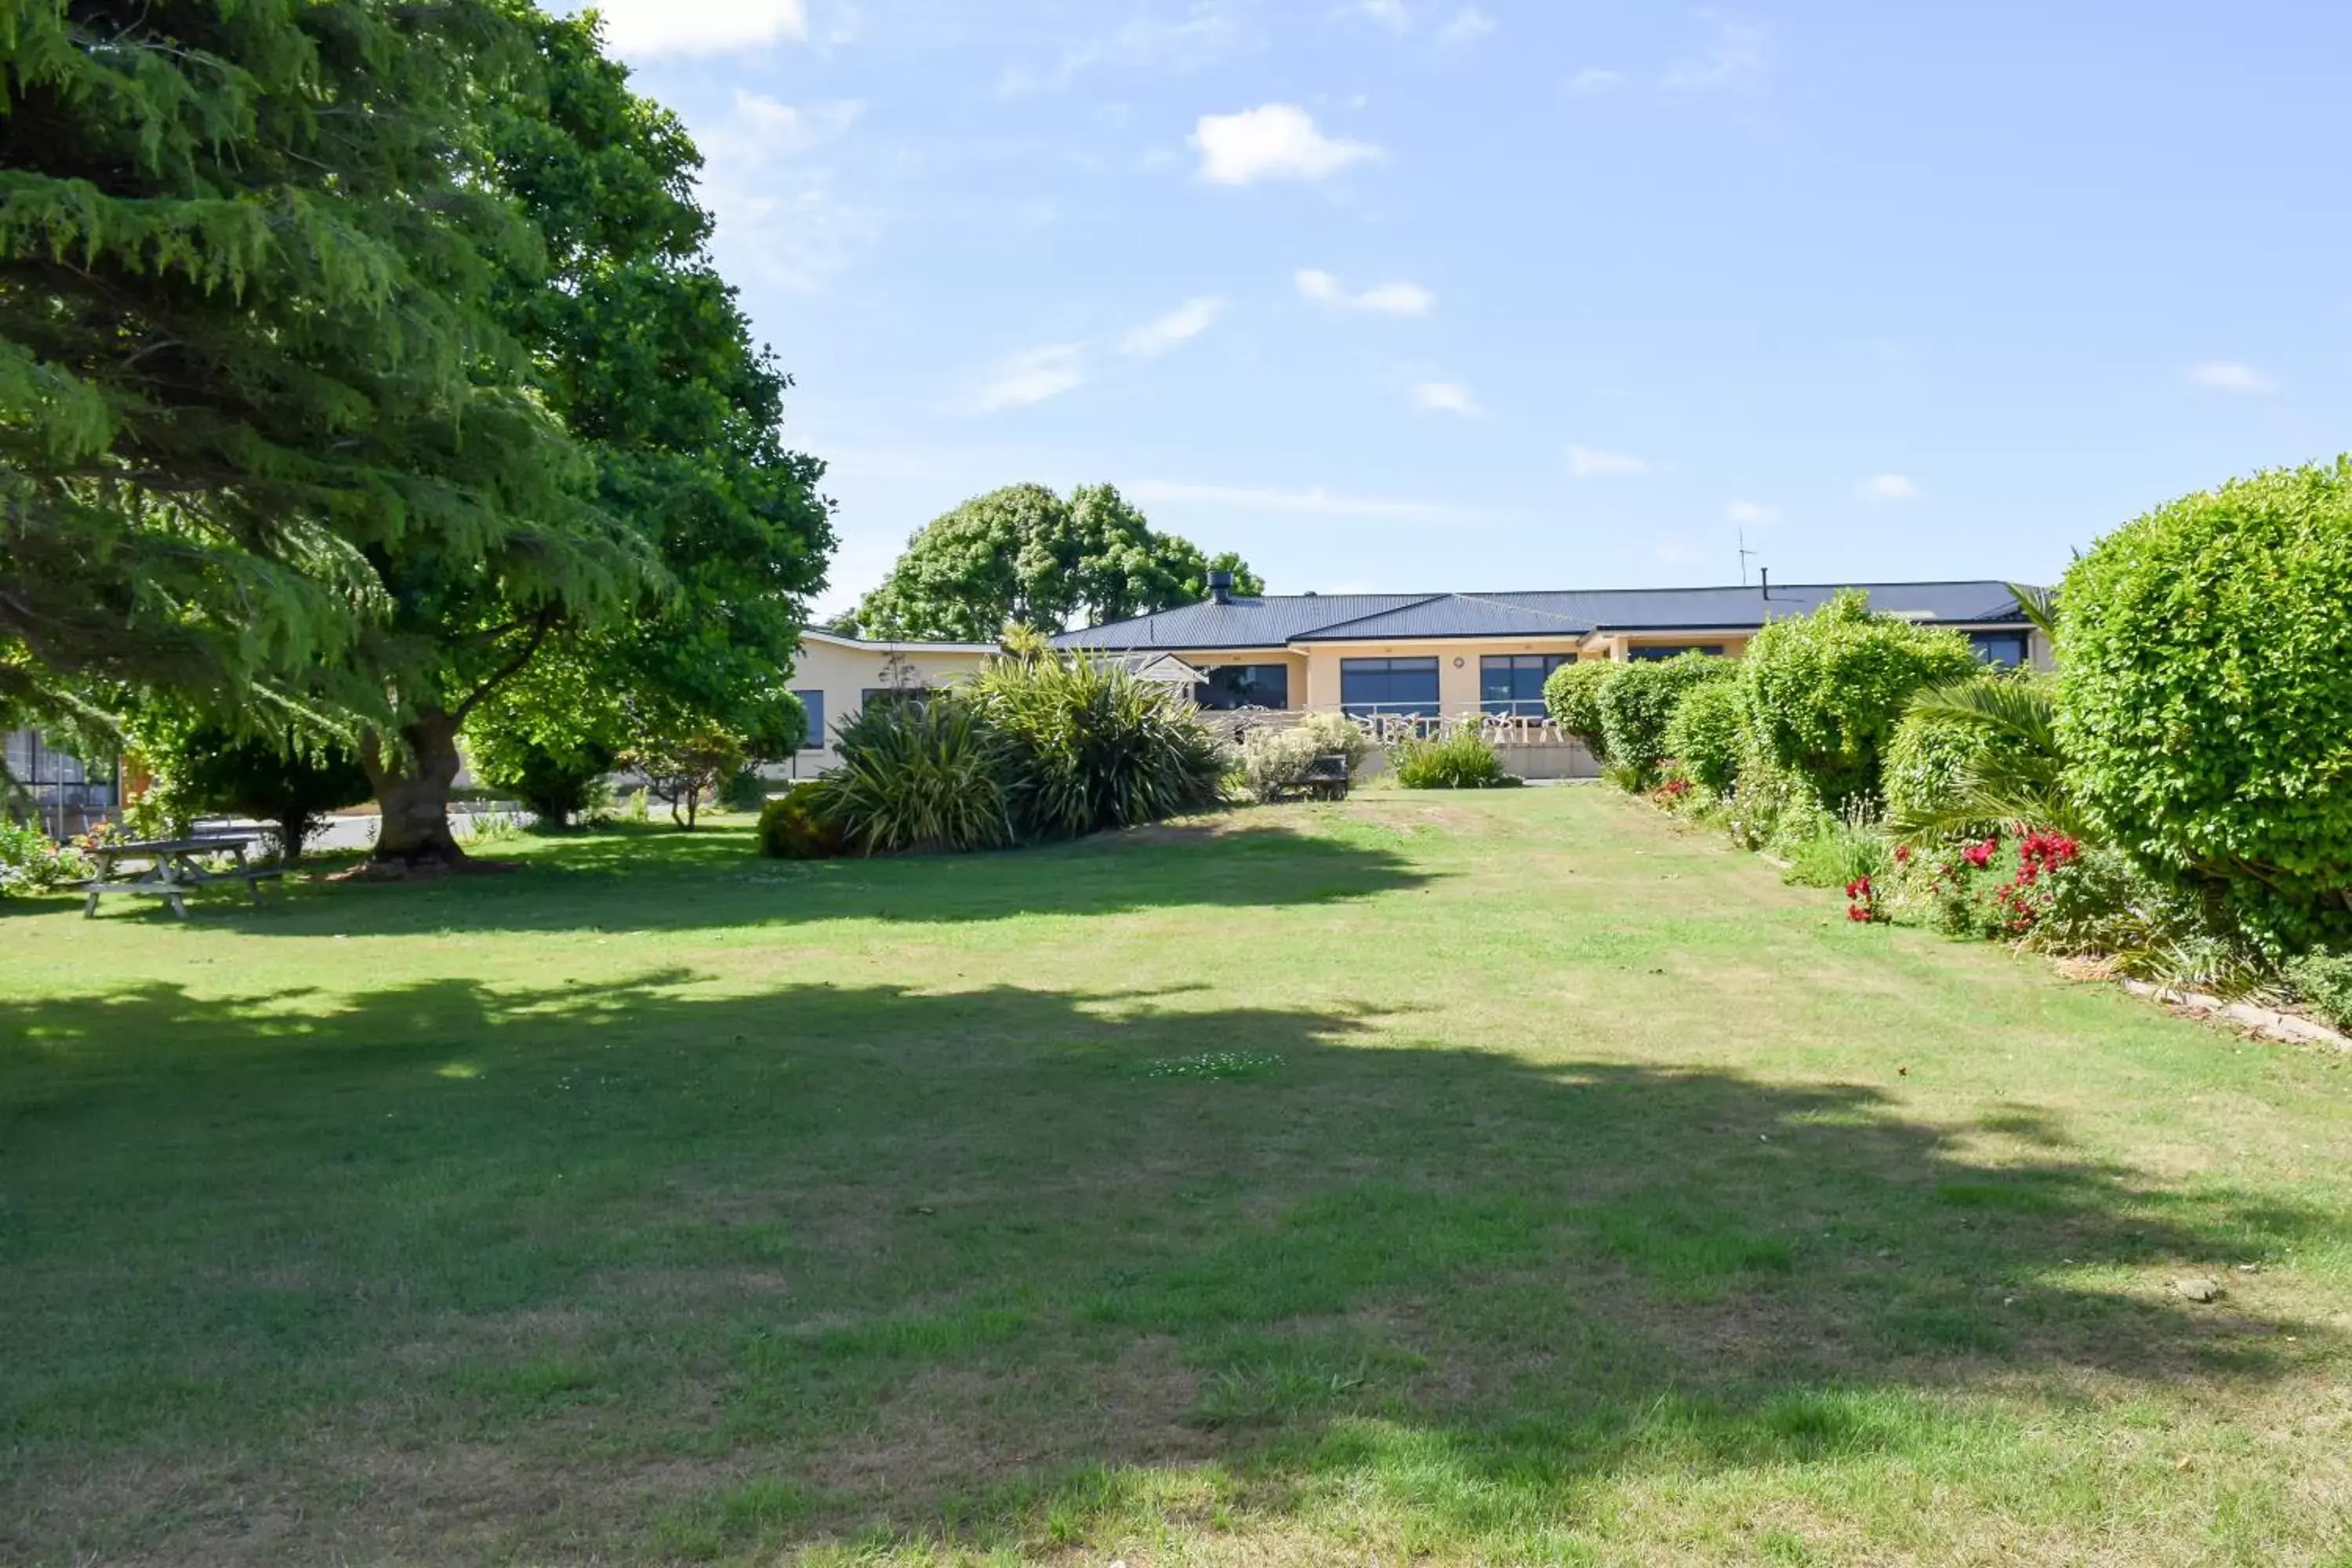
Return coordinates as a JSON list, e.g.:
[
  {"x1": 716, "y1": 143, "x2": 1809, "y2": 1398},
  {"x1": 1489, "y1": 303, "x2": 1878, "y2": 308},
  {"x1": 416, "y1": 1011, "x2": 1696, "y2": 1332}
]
[
  {"x1": 1969, "y1": 632, "x2": 2028, "y2": 669},
  {"x1": 3, "y1": 729, "x2": 118, "y2": 837},
  {"x1": 1196, "y1": 664, "x2": 1290, "y2": 711},
  {"x1": 793, "y1": 690, "x2": 826, "y2": 749},
  {"x1": 1627, "y1": 644, "x2": 1726, "y2": 662},
  {"x1": 1480, "y1": 654, "x2": 1571, "y2": 716},
  {"x1": 1341, "y1": 657, "x2": 1440, "y2": 717}
]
